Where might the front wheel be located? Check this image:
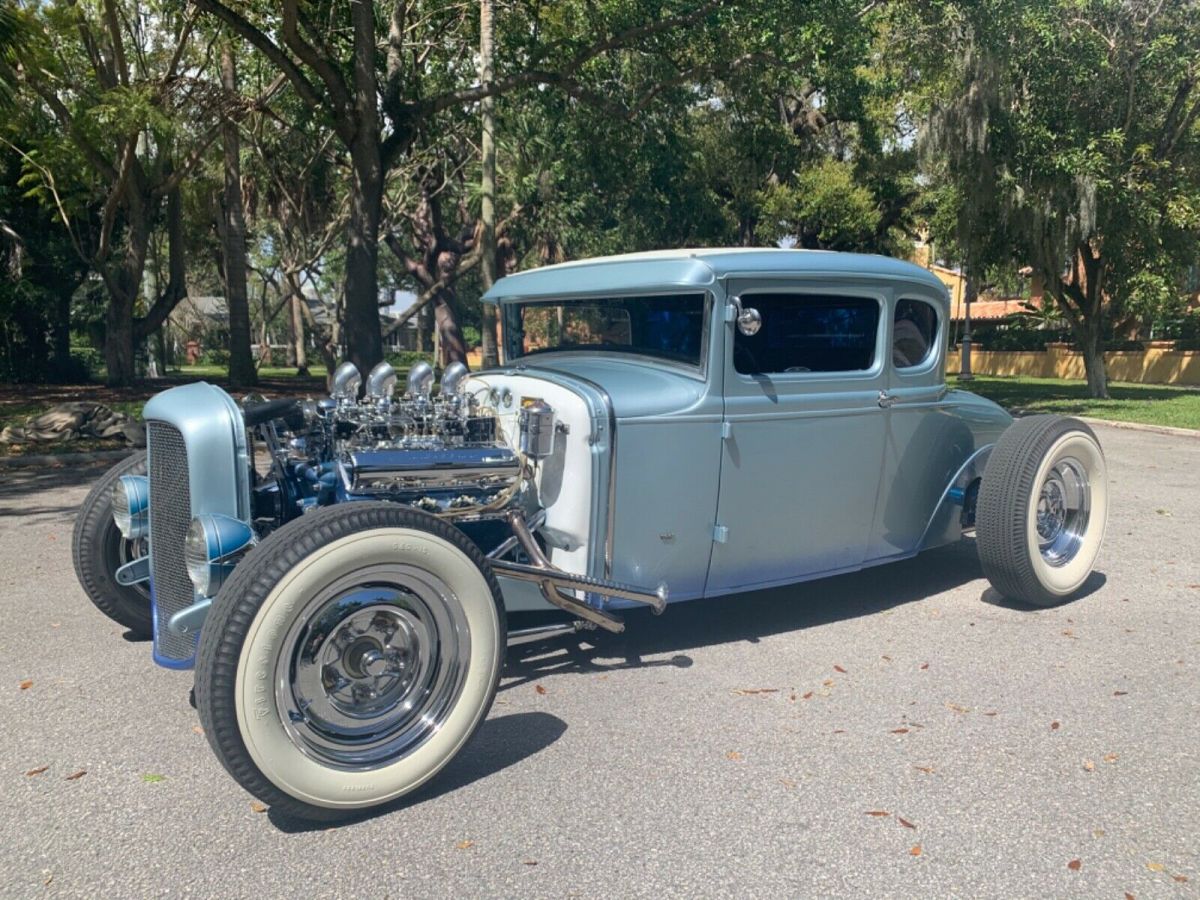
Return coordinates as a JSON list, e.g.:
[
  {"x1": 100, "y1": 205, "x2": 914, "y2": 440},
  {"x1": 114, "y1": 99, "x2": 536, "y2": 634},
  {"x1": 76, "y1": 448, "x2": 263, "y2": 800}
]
[
  {"x1": 976, "y1": 415, "x2": 1108, "y2": 607},
  {"x1": 194, "y1": 503, "x2": 506, "y2": 821},
  {"x1": 71, "y1": 451, "x2": 152, "y2": 636}
]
